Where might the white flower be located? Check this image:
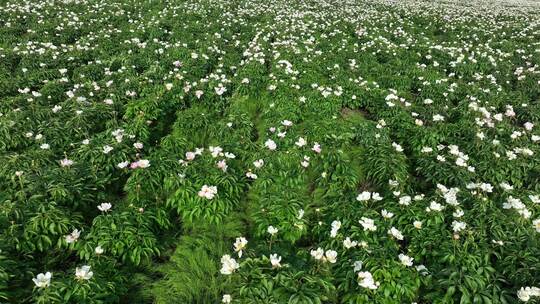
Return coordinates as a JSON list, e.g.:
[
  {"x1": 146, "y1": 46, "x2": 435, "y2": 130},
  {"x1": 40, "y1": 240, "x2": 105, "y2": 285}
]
[
  {"x1": 220, "y1": 255, "x2": 240, "y2": 275},
  {"x1": 356, "y1": 191, "x2": 371, "y2": 202},
  {"x1": 117, "y1": 161, "x2": 129, "y2": 169},
  {"x1": 65, "y1": 229, "x2": 80, "y2": 243},
  {"x1": 416, "y1": 264, "x2": 429, "y2": 275},
  {"x1": 208, "y1": 146, "x2": 223, "y2": 158},
  {"x1": 343, "y1": 237, "x2": 357, "y2": 249},
  {"x1": 217, "y1": 160, "x2": 228, "y2": 172},
  {"x1": 325, "y1": 250, "x2": 337, "y2": 263},
  {"x1": 517, "y1": 286, "x2": 540, "y2": 302},
  {"x1": 233, "y1": 237, "x2": 248, "y2": 258},
  {"x1": 267, "y1": 226, "x2": 279, "y2": 235},
  {"x1": 453, "y1": 209, "x2": 464, "y2": 218},
  {"x1": 136, "y1": 159, "x2": 150, "y2": 168},
  {"x1": 388, "y1": 227, "x2": 404, "y2": 240},
  {"x1": 533, "y1": 219, "x2": 540, "y2": 233},
  {"x1": 40, "y1": 143, "x2": 50, "y2": 150},
  {"x1": 281, "y1": 120, "x2": 293, "y2": 127},
  {"x1": 95, "y1": 246, "x2": 104, "y2": 255},
  {"x1": 312, "y1": 143, "x2": 321, "y2": 153},
  {"x1": 295, "y1": 137, "x2": 307, "y2": 147},
  {"x1": 330, "y1": 220, "x2": 341, "y2": 238},
  {"x1": 246, "y1": 171, "x2": 257, "y2": 179},
  {"x1": 60, "y1": 158, "x2": 74, "y2": 167},
  {"x1": 358, "y1": 271, "x2": 379, "y2": 289},
  {"x1": 253, "y1": 159, "x2": 264, "y2": 168},
  {"x1": 198, "y1": 185, "x2": 218, "y2": 200},
  {"x1": 75, "y1": 265, "x2": 93, "y2": 280},
  {"x1": 97, "y1": 202, "x2": 112, "y2": 212},
  {"x1": 270, "y1": 254, "x2": 282, "y2": 268},
  {"x1": 426, "y1": 201, "x2": 444, "y2": 212},
  {"x1": 413, "y1": 221, "x2": 422, "y2": 229},
  {"x1": 264, "y1": 139, "x2": 277, "y2": 150},
  {"x1": 372, "y1": 192, "x2": 383, "y2": 201},
  {"x1": 222, "y1": 294, "x2": 232, "y2": 303},
  {"x1": 33, "y1": 272, "x2": 52, "y2": 288},
  {"x1": 133, "y1": 142, "x2": 143, "y2": 149},
  {"x1": 359, "y1": 217, "x2": 377, "y2": 231},
  {"x1": 381, "y1": 209, "x2": 394, "y2": 219},
  {"x1": 310, "y1": 248, "x2": 324, "y2": 260},
  {"x1": 353, "y1": 261, "x2": 363, "y2": 272},
  {"x1": 399, "y1": 253, "x2": 414, "y2": 266},
  {"x1": 185, "y1": 151, "x2": 196, "y2": 161},
  {"x1": 452, "y1": 221, "x2": 467, "y2": 233},
  {"x1": 399, "y1": 196, "x2": 411, "y2": 206},
  {"x1": 103, "y1": 145, "x2": 113, "y2": 154}
]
